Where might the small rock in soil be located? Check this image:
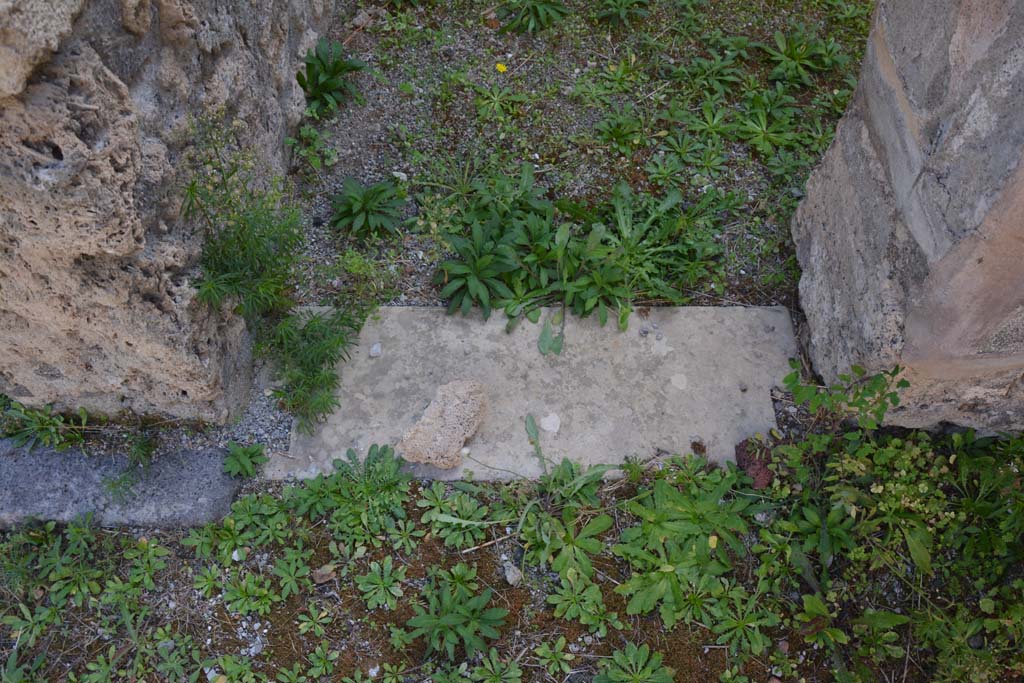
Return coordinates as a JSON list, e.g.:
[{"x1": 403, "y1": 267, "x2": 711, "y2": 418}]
[
  {"x1": 503, "y1": 562, "x2": 523, "y2": 587},
  {"x1": 312, "y1": 563, "x2": 337, "y2": 584}
]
